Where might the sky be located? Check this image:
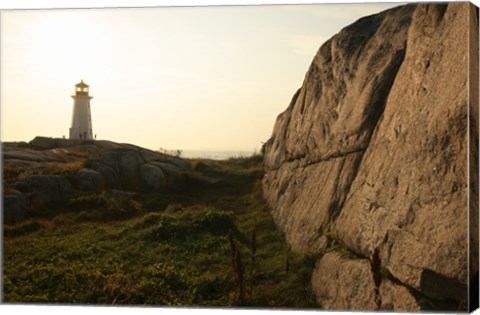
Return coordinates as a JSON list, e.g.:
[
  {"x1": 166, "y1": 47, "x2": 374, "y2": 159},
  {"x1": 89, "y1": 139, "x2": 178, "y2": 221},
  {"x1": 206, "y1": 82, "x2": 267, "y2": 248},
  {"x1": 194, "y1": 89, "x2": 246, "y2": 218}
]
[{"x1": 1, "y1": 1, "x2": 402, "y2": 153}]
